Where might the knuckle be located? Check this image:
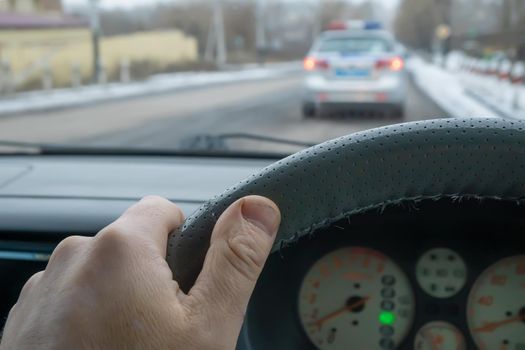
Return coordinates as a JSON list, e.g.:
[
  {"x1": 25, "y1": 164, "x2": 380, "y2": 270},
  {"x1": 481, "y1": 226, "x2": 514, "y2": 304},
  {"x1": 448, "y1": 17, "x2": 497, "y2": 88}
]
[
  {"x1": 137, "y1": 196, "x2": 172, "y2": 215},
  {"x1": 225, "y1": 226, "x2": 269, "y2": 281},
  {"x1": 126, "y1": 196, "x2": 184, "y2": 227},
  {"x1": 94, "y1": 227, "x2": 130, "y2": 253},
  {"x1": 19, "y1": 271, "x2": 43, "y2": 298},
  {"x1": 50, "y1": 235, "x2": 88, "y2": 263},
  {"x1": 7, "y1": 302, "x2": 17, "y2": 320},
  {"x1": 56, "y1": 235, "x2": 87, "y2": 252},
  {"x1": 140, "y1": 195, "x2": 167, "y2": 205}
]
